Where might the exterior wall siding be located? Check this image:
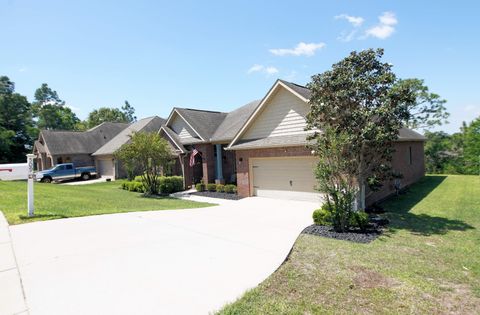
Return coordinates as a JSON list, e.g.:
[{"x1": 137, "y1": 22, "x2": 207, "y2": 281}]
[
  {"x1": 243, "y1": 87, "x2": 309, "y2": 140},
  {"x1": 170, "y1": 114, "x2": 199, "y2": 142}
]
